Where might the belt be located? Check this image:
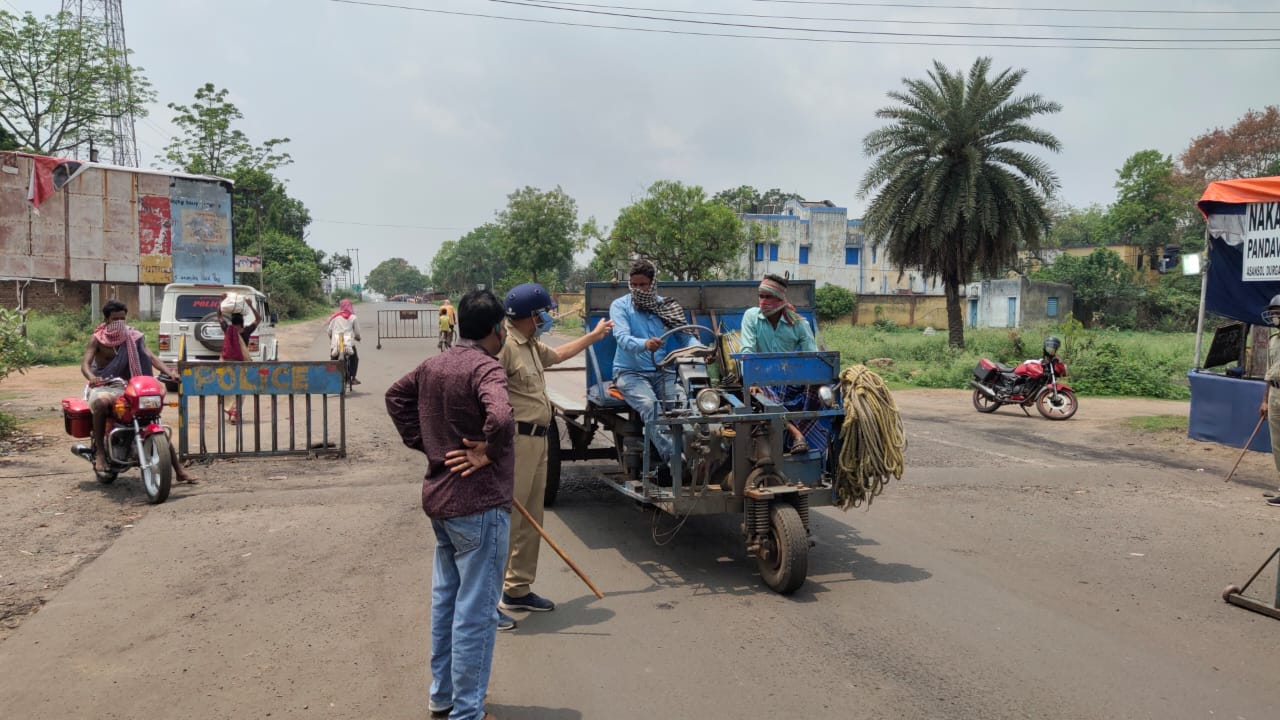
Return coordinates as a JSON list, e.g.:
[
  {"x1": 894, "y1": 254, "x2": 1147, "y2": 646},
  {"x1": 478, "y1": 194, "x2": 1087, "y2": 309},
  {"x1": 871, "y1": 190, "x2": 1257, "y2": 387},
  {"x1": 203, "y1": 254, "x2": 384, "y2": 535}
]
[
  {"x1": 516, "y1": 421, "x2": 548, "y2": 437},
  {"x1": 1271, "y1": 380, "x2": 1280, "y2": 389}
]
